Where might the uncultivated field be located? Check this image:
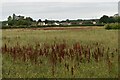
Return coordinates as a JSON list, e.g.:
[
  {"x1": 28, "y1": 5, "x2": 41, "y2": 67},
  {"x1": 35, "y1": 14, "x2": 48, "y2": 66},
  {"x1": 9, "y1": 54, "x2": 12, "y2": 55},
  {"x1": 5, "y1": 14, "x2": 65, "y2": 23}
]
[{"x1": 1, "y1": 27, "x2": 118, "y2": 78}]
